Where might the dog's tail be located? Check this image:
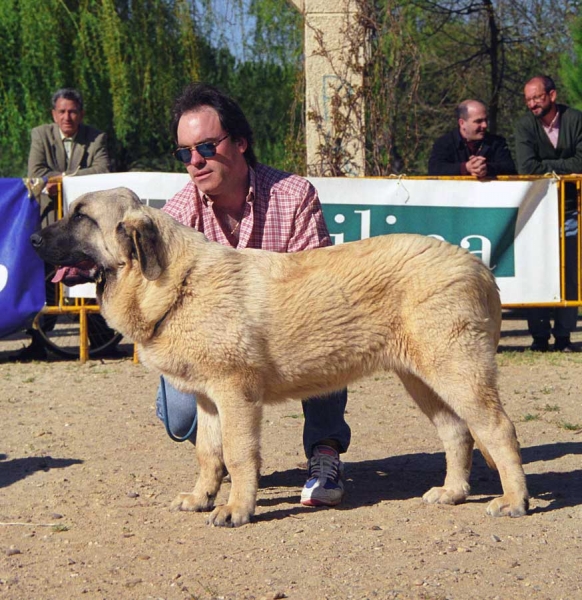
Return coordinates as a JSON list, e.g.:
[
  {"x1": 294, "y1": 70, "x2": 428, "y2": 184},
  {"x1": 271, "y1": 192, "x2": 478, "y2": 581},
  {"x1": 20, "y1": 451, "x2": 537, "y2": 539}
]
[{"x1": 469, "y1": 427, "x2": 498, "y2": 471}]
